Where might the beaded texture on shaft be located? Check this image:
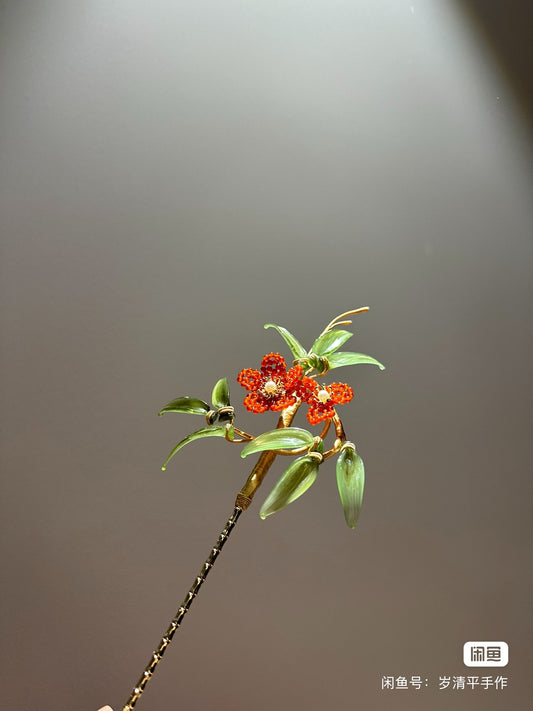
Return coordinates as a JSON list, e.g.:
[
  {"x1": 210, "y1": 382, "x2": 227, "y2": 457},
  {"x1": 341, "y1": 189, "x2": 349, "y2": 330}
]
[{"x1": 122, "y1": 507, "x2": 242, "y2": 711}]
